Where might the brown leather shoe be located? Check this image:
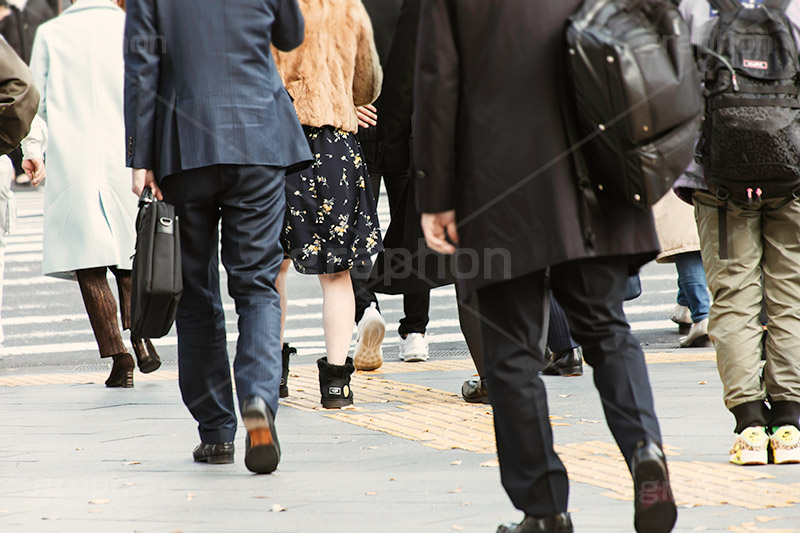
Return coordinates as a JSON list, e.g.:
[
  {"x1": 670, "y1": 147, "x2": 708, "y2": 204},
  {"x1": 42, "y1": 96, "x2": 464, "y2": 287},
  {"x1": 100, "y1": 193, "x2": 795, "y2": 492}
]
[
  {"x1": 105, "y1": 353, "x2": 134, "y2": 388},
  {"x1": 131, "y1": 337, "x2": 161, "y2": 374}
]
